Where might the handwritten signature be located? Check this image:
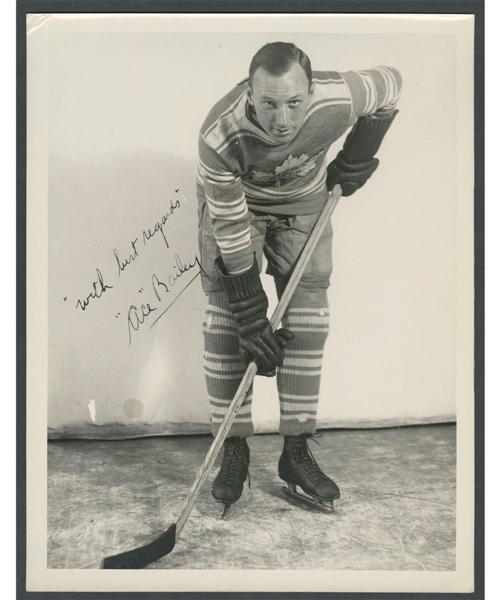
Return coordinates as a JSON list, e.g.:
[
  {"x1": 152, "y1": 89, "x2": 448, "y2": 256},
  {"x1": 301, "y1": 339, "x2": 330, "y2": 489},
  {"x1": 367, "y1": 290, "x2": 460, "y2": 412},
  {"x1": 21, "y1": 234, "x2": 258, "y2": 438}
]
[
  {"x1": 76, "y1": 269, "x2": 113, "y2": 311},
  {"x1": 142, "y1": 198, "x2": 181, "y2": 249},
  {"x1": 127, "y1": 253, "x2": 203, "y2": 345},
  {"x1": 73, "y1": 195, "x2": 183, "y2": 310},
  {"x1": 113, "y1": 238, "x2": 140, "y2": 277}
]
